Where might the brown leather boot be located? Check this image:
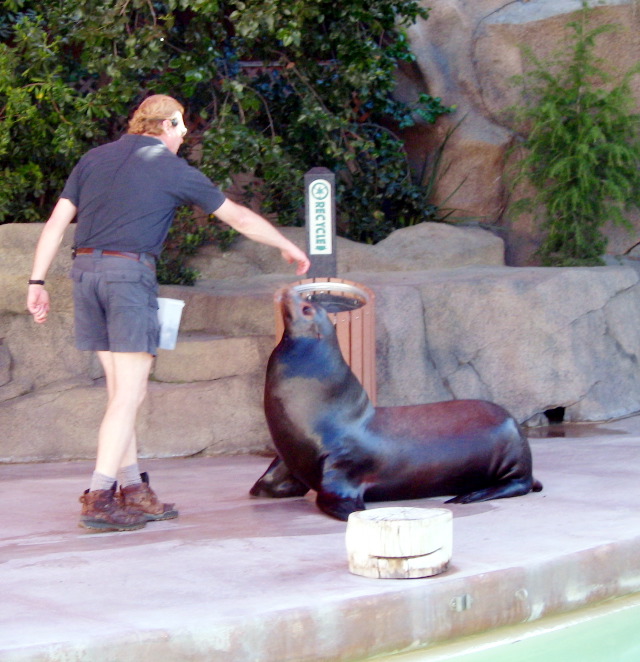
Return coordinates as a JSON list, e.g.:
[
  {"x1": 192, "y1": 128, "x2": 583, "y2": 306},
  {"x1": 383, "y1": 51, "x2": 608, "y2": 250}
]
[
  {"x1": 119, "y1": 472, "x2": 178, "y2": 521},
  {"x1": 79, "y1": 484, "x2": 147, "y2": 532}
]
